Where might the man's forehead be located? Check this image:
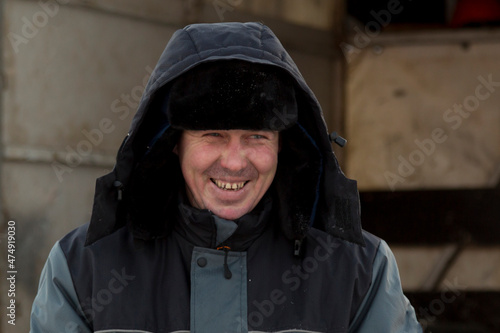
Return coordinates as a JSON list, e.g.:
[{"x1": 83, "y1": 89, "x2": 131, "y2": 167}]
[
  {"x1": 179, "y1": 129, "x2": 280, "y2": 142},
  {"x1": 187, "y1": 129, "x2": 279, "y2": 134}
]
